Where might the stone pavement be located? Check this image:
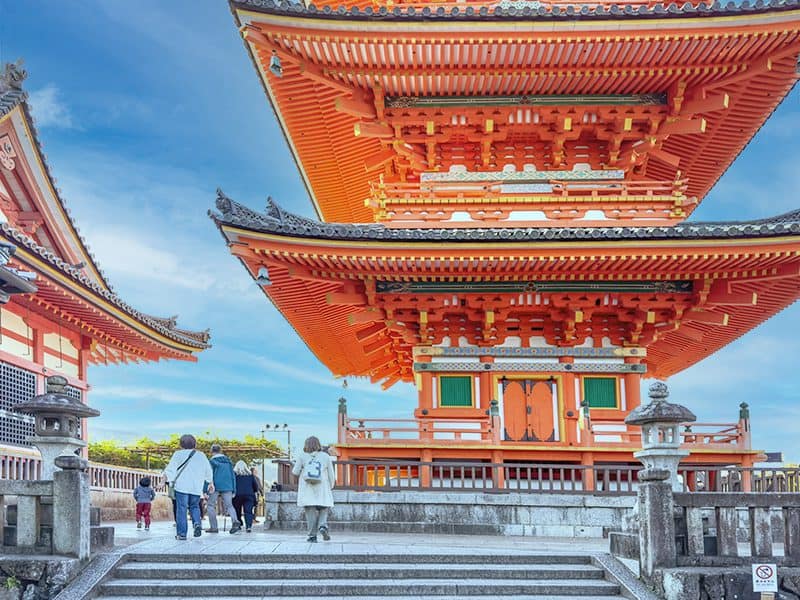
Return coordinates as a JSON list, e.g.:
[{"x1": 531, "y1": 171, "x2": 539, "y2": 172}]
[{"x1": 110, "y1": 518, "x2": 612, "y2": 555}]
